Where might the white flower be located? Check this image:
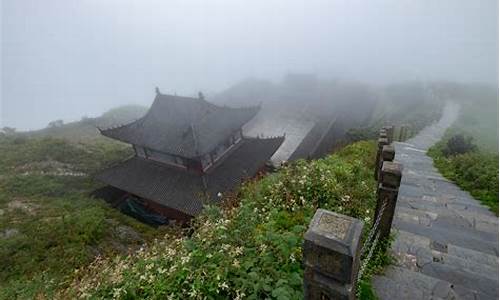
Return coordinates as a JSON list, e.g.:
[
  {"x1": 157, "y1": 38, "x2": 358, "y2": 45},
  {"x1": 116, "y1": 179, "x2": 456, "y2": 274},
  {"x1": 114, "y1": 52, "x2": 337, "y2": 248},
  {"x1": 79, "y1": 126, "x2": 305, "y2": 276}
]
[
  {"x1": 235, "y1": 291, "x2": 246, "y2": 300},
  {"x1": 188, "y1": 289, "x2": 198, "y2": 297},
  {"x1": 234, "y1": 246, "x2": 243, "y2": 256},
  {"x1": 232, "y1": 259, "x2": 240, "y2": 268},
  {"x1": 112, "y1": 287, "x2": 123, "y2": 298},
  {"x1": 180, "y1": 255, "x2": 191, "y2": 264}
]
